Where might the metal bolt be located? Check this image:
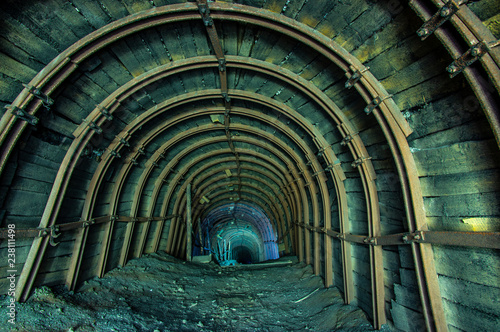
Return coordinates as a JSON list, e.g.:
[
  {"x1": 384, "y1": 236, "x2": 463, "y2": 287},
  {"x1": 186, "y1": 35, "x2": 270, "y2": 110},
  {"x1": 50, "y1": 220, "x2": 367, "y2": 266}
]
[
  {"x1": 440, "y1": 7, "x2": 452, "y2": 17},
  {"x1": 446, "y1": 64, "x2": 458, "y2": 73},
  {"x1": 471, "y1": 46, "x2": 482, "y2": 57},
  {"x1": 414, "y1": 234, "x2": 421, "y2": 241},
  {"x1": 402, "y1": 235, "x2": 409, "y2": 243},
  {"x1": 417, "y1": 28, "x2": 429, "y2": 37}
]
